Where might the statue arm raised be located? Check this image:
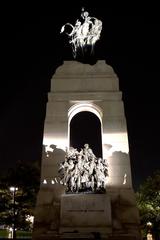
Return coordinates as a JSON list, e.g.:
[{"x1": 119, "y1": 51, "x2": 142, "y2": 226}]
[{"x1": 60, "y1": 23, "x2": 75, "y2": 36}]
